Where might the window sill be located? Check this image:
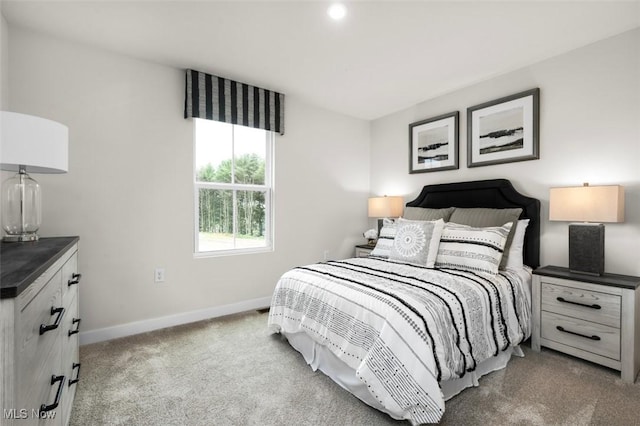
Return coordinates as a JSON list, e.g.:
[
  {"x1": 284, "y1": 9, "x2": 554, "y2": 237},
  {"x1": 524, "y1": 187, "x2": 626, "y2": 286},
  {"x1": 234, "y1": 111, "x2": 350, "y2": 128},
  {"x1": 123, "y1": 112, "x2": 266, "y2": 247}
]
[{"x1": 193, "y1": 246, "x2": 274, "y2": 259}]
